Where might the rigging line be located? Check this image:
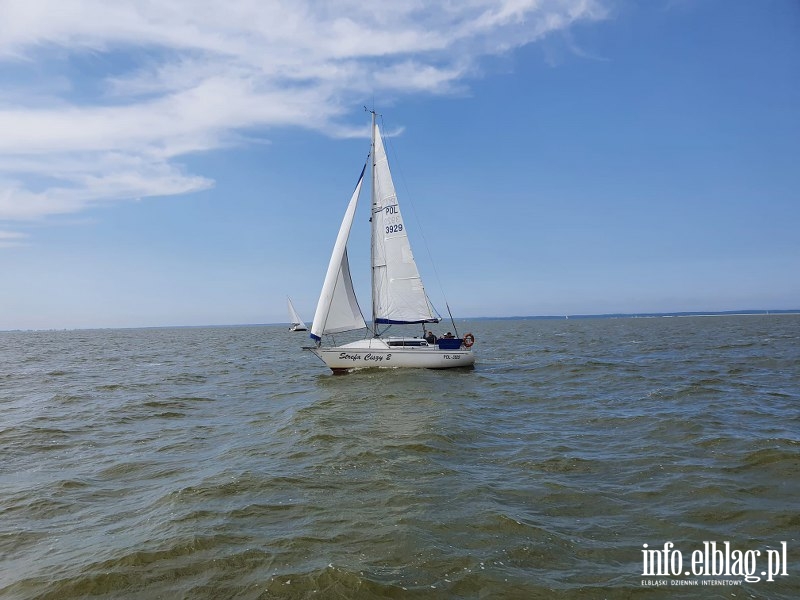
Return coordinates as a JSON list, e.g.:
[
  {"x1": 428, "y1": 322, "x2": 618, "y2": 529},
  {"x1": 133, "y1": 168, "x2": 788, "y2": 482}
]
[
  {"x1": 445, "y1": 302, "x2": 460, "y2": 339},
  {"x1": 379, "y1": 115, "x2": 452, "y2": 318}
]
